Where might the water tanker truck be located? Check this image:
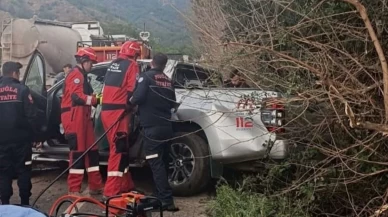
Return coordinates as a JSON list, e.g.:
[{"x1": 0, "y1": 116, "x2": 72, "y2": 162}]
[
  {"x1": 0, "y1": 16, "x2": 82, "y2": 85},
  {"x1": 0, "y1": 17, "x2": 152, "y2": 86}
]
